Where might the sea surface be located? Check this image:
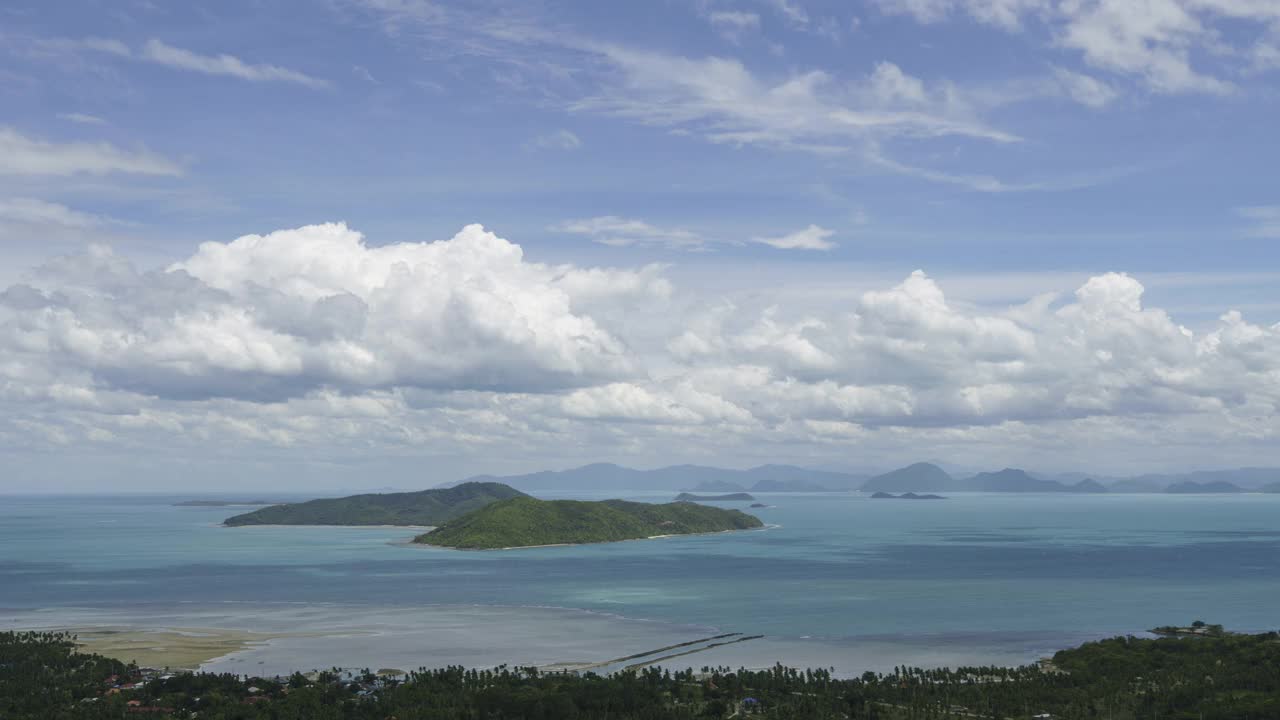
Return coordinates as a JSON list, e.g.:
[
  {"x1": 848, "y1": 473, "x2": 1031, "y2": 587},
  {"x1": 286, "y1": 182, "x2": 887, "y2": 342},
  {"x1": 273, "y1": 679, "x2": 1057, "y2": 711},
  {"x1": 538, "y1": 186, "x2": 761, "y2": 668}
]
[{"x1": 3, "y1": 491, "x2": 1279, "y2": 676}]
